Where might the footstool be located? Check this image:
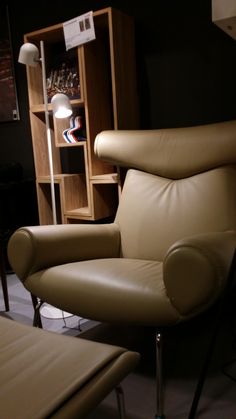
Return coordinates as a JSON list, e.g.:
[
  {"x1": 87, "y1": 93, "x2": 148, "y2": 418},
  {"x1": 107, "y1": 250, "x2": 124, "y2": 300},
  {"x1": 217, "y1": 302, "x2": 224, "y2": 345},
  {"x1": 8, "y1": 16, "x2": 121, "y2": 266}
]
[{"x1": 0, "y1": 316, "x2": 140, "y2": 419}]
